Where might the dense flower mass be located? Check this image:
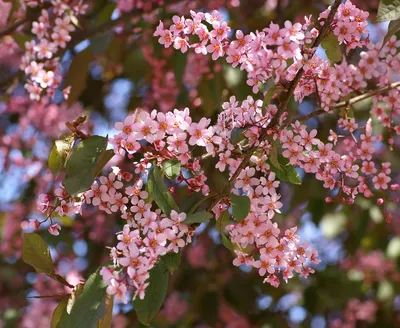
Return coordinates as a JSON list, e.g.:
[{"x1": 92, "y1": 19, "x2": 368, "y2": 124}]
[
  {"x1": 2, "y1": 0, "x2": 400, "y2": 326},
  {"x1": 154, "y1": 1, "x2": 369, "y2": 105},
  {"x1": 33, "y1": 0, "x2": 400, "y2": 302},
  {"x1": 20, "y1": 0, "x2": 88, "y2": 100}
]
